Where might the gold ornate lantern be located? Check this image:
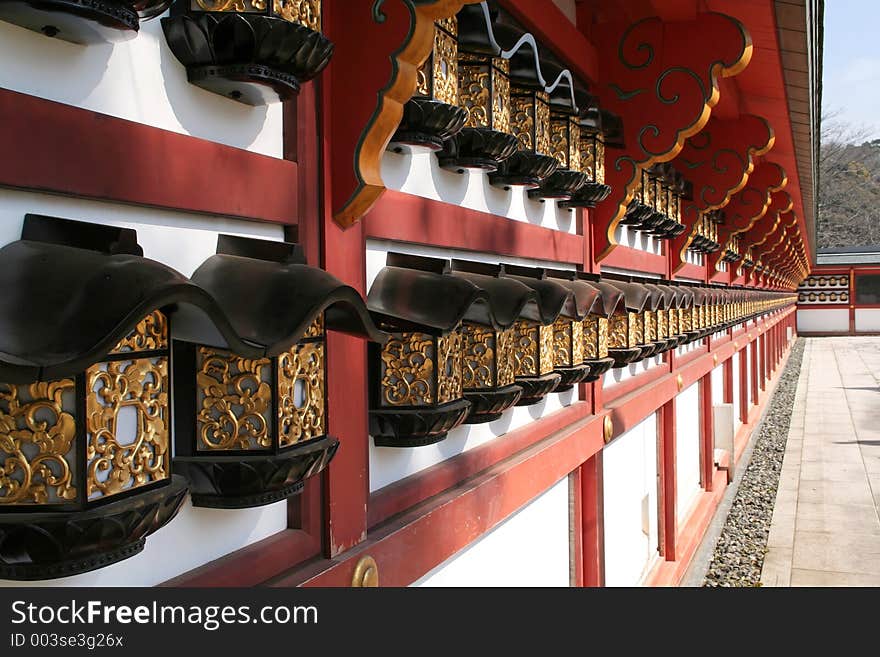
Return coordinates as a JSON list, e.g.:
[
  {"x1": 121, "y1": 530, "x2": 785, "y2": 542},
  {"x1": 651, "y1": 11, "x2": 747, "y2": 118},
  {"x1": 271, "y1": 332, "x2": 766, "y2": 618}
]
[
  {"x1": 390, "y1": 16, "x2": 468, "y2": 151},
  {"x1": 529, "y1": 86, "x2": 589, "y2": 201},
  {"x1": 367, "y1": 254, "x2": 481, "y2": 447},
  {"x1": 560, "y1": 107, "x2": 615, "y2": 209},
  {"x1": 604, "y1": 279, "x2": 654, "y2": 366},
  {"x1": 0, "y1": 215, "x2": 189, "y2": 580},
  {"x1": 171, "y1": 235, "x2": 384, "y2": 508}
]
